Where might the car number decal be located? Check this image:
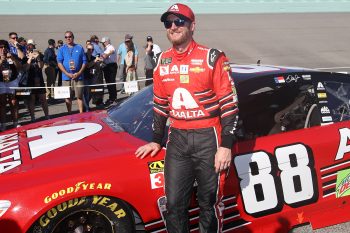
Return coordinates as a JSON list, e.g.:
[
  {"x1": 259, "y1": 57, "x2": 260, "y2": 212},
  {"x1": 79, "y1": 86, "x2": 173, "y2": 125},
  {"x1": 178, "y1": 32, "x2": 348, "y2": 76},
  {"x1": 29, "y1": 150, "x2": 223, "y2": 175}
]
[
  {"x1": 234, "y1": 143, "x2": 318, "y2": 217},
  {"x1": 0, "y1": 123, "x2": 102, "y2": 174}
]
